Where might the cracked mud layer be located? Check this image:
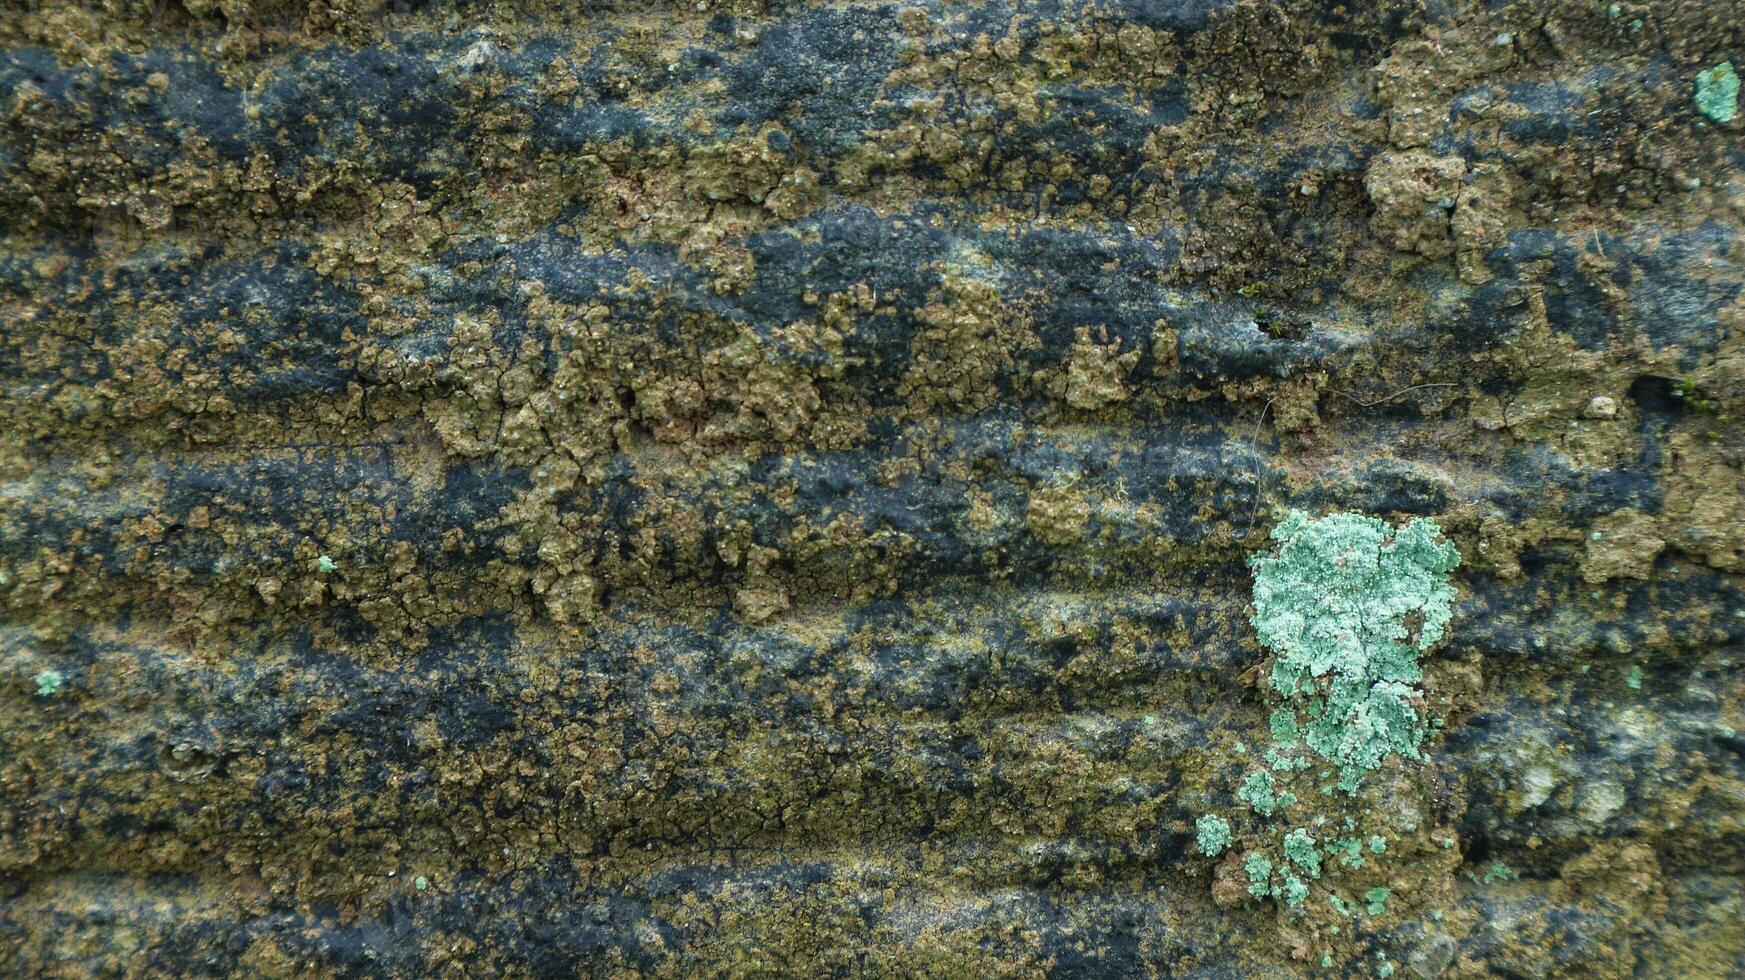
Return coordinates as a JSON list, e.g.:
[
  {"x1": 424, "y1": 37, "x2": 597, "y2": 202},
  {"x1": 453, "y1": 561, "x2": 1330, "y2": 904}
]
[{"x1": 1, "y1": 0, "x2": 1742, "y2": 976}]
